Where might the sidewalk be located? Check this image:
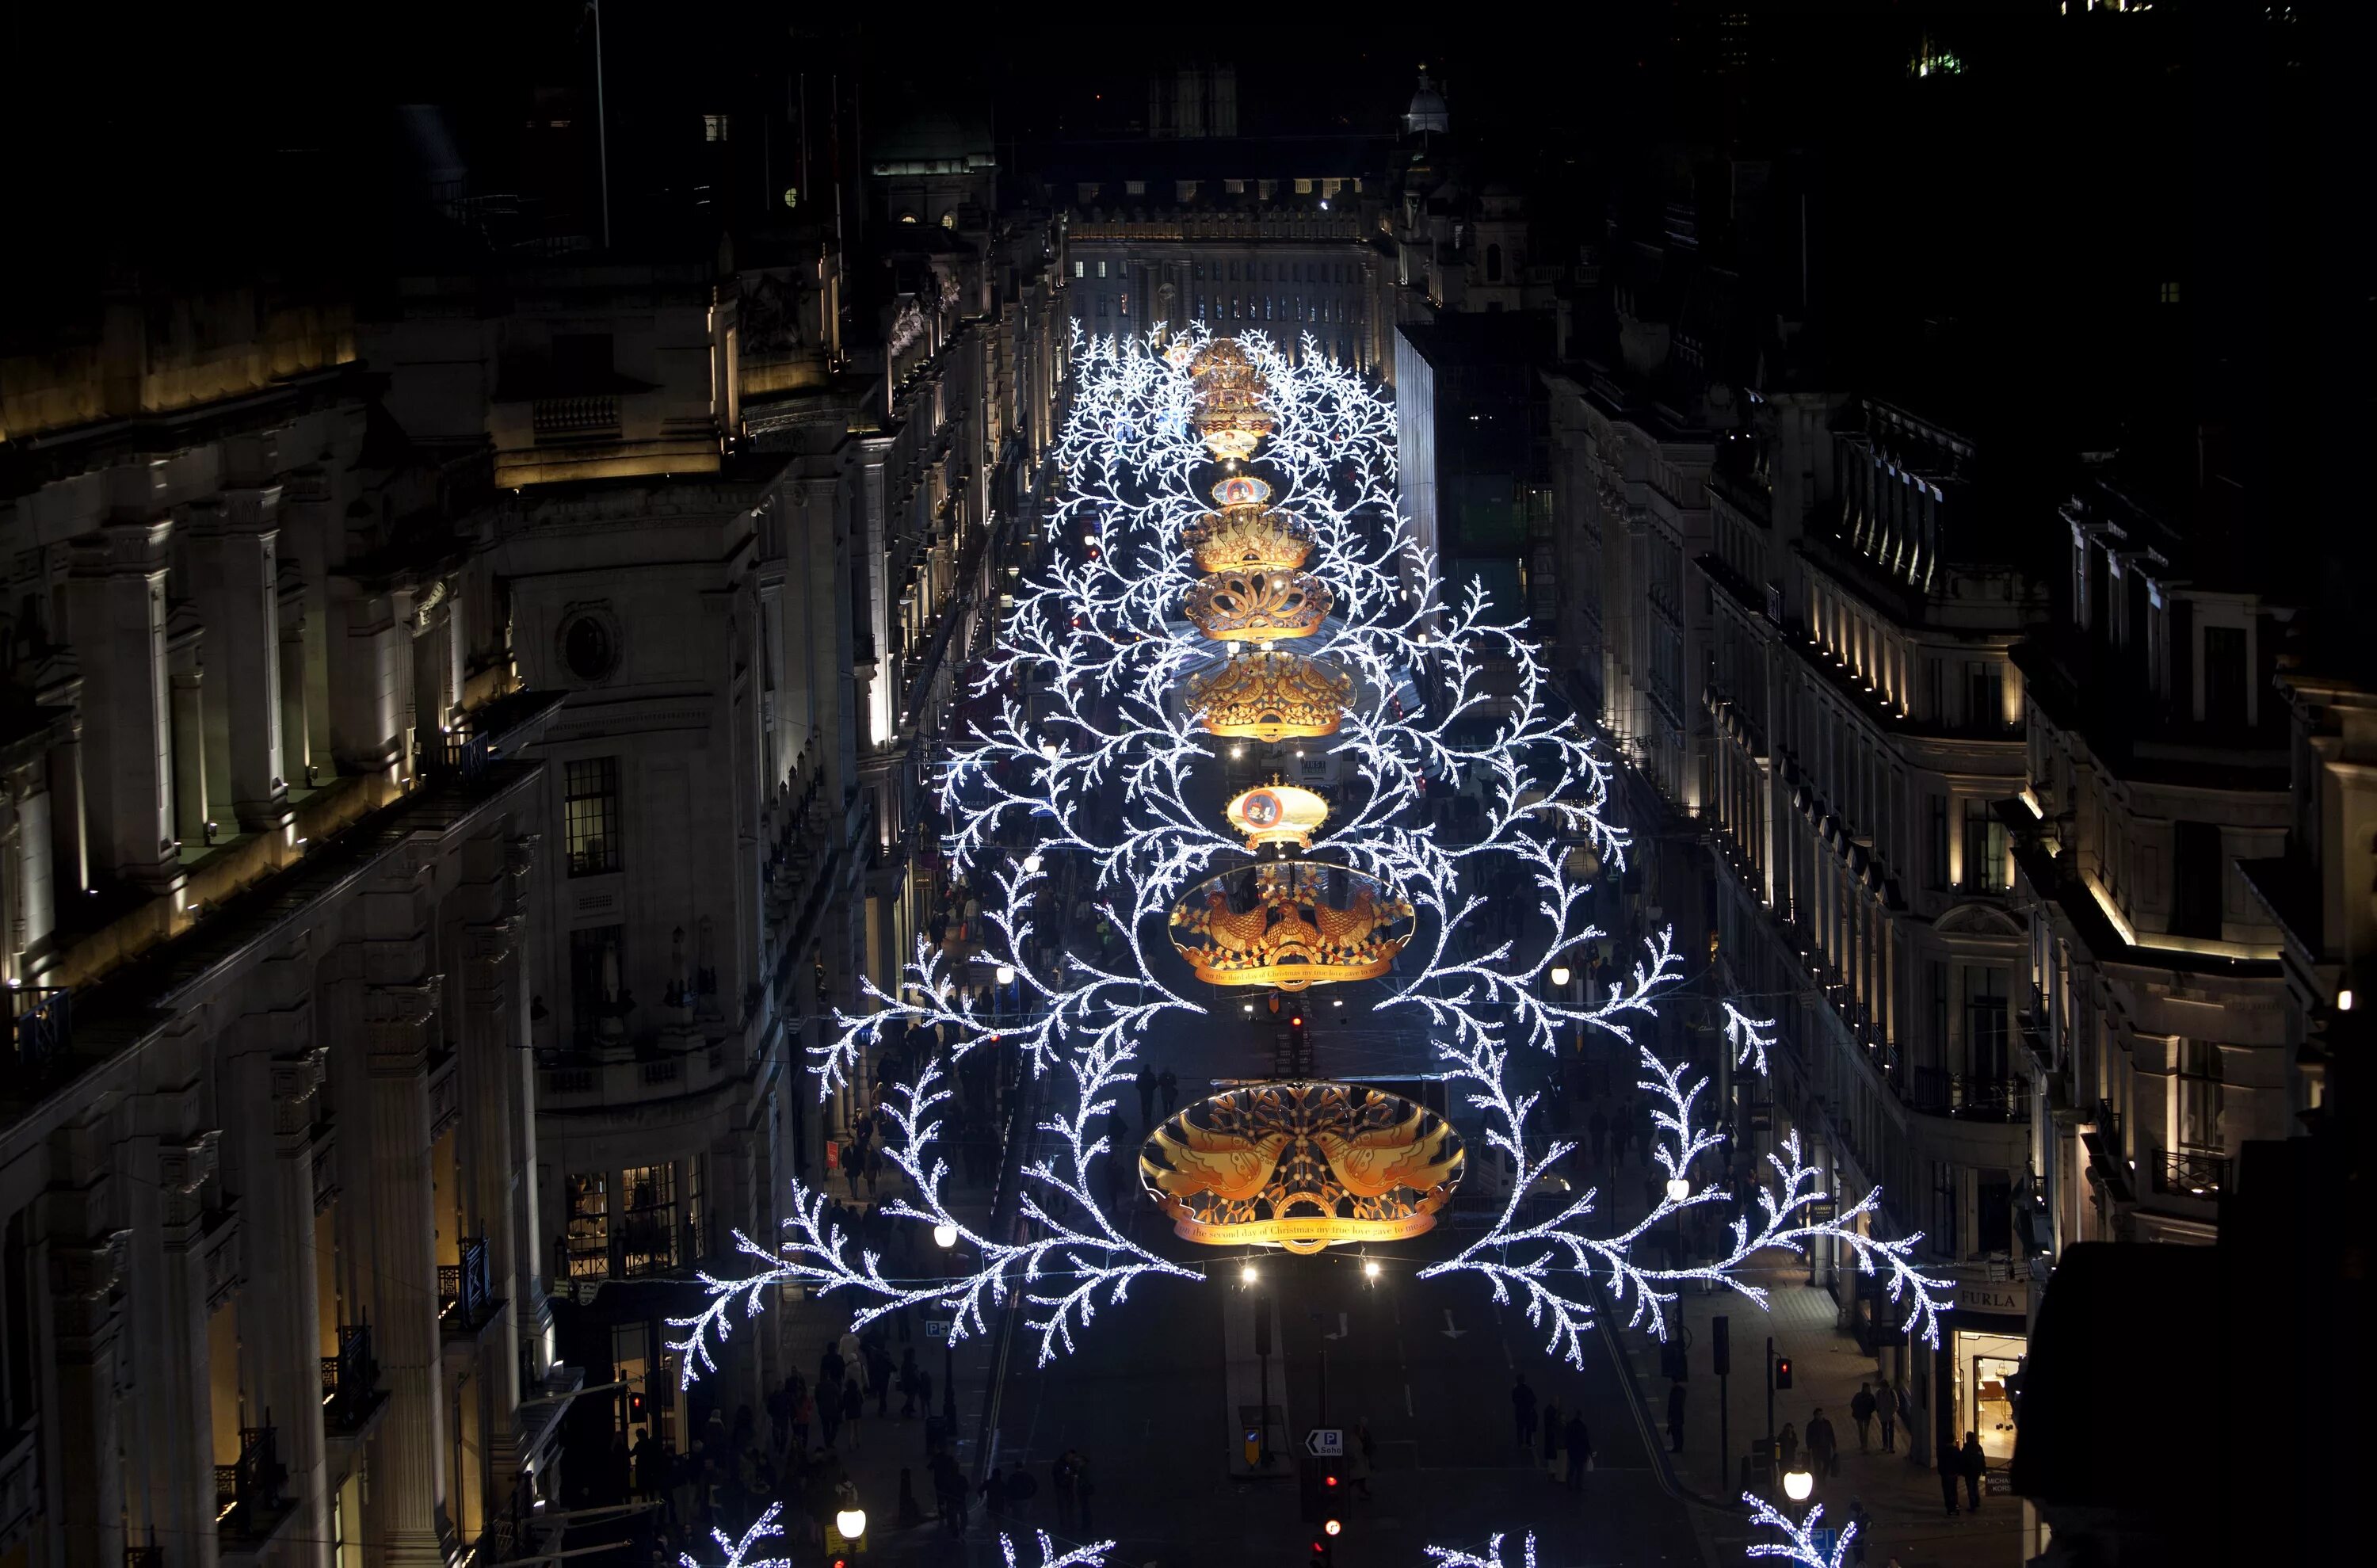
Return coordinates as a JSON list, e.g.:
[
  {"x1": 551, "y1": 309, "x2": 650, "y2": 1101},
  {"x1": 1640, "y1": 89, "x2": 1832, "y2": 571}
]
[{"x1": 1591, "y1": 1170, "x2": 2026, "y2": 1568}]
